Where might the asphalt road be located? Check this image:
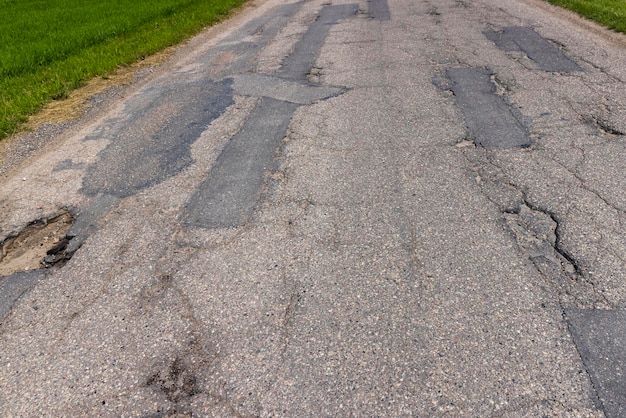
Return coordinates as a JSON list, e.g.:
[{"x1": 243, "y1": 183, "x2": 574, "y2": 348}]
[{"x1": 1, "y1": 0, "x2": 626, "y2": 415}]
